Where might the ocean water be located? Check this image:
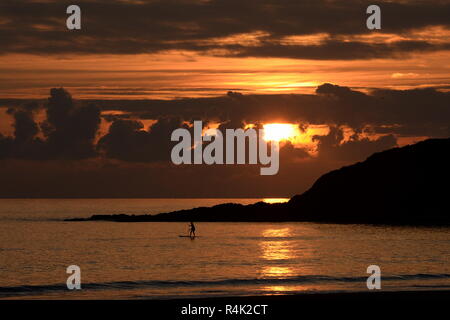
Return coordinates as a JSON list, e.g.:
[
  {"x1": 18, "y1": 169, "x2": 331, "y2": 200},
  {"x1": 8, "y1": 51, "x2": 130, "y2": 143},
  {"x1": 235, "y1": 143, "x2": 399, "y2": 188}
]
[{"x1": 1, "y1": 198, "x2": 450, "y2": 299}]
